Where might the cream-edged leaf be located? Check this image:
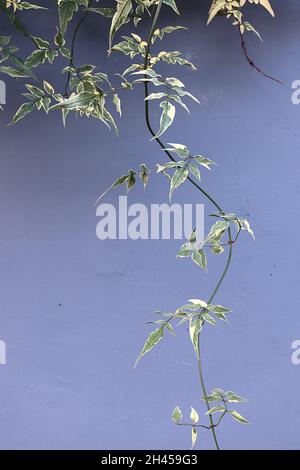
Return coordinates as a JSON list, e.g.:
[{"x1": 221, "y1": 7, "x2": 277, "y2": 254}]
[
  {"x1": 135, "y1": 327, "x2": 164, "y2": 367},
  {"x1": 152, "y1": 100, "x2": 176, "y2": 140}
]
